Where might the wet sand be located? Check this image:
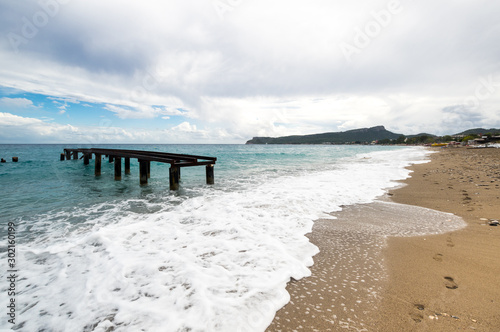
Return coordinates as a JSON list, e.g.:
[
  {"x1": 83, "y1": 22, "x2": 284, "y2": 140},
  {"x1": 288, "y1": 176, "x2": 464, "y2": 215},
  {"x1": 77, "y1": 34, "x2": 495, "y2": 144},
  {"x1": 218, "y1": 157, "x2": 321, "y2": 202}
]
[
  {"x1": 267, "y1": 147, "x2": 500, "y2": 331},
  {"x1": 377, "y1": 146, "x2": 500, "y2": 331}
]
